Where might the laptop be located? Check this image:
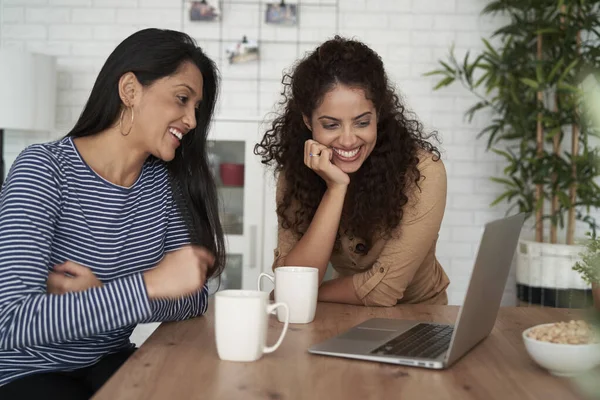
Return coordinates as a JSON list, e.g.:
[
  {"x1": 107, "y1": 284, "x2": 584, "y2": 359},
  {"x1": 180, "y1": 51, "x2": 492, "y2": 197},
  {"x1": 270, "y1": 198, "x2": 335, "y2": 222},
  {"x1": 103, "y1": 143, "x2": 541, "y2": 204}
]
[{"x1": 308, "y1": 213, "x2": 527, "y2": 369}]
